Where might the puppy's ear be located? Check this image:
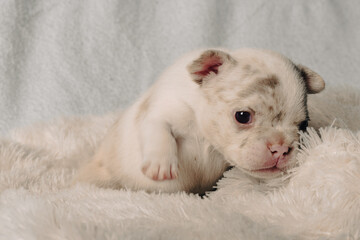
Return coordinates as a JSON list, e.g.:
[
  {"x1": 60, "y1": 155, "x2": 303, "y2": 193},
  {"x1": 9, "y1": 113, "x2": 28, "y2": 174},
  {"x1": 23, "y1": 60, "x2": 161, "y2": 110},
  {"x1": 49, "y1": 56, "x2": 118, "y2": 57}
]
[
  {"x1": 187, "y1": 50, "x2": 237, "y2": 85},
  {"x1": 297, "y1": 64, "x2": 325, "y2": 94}
]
